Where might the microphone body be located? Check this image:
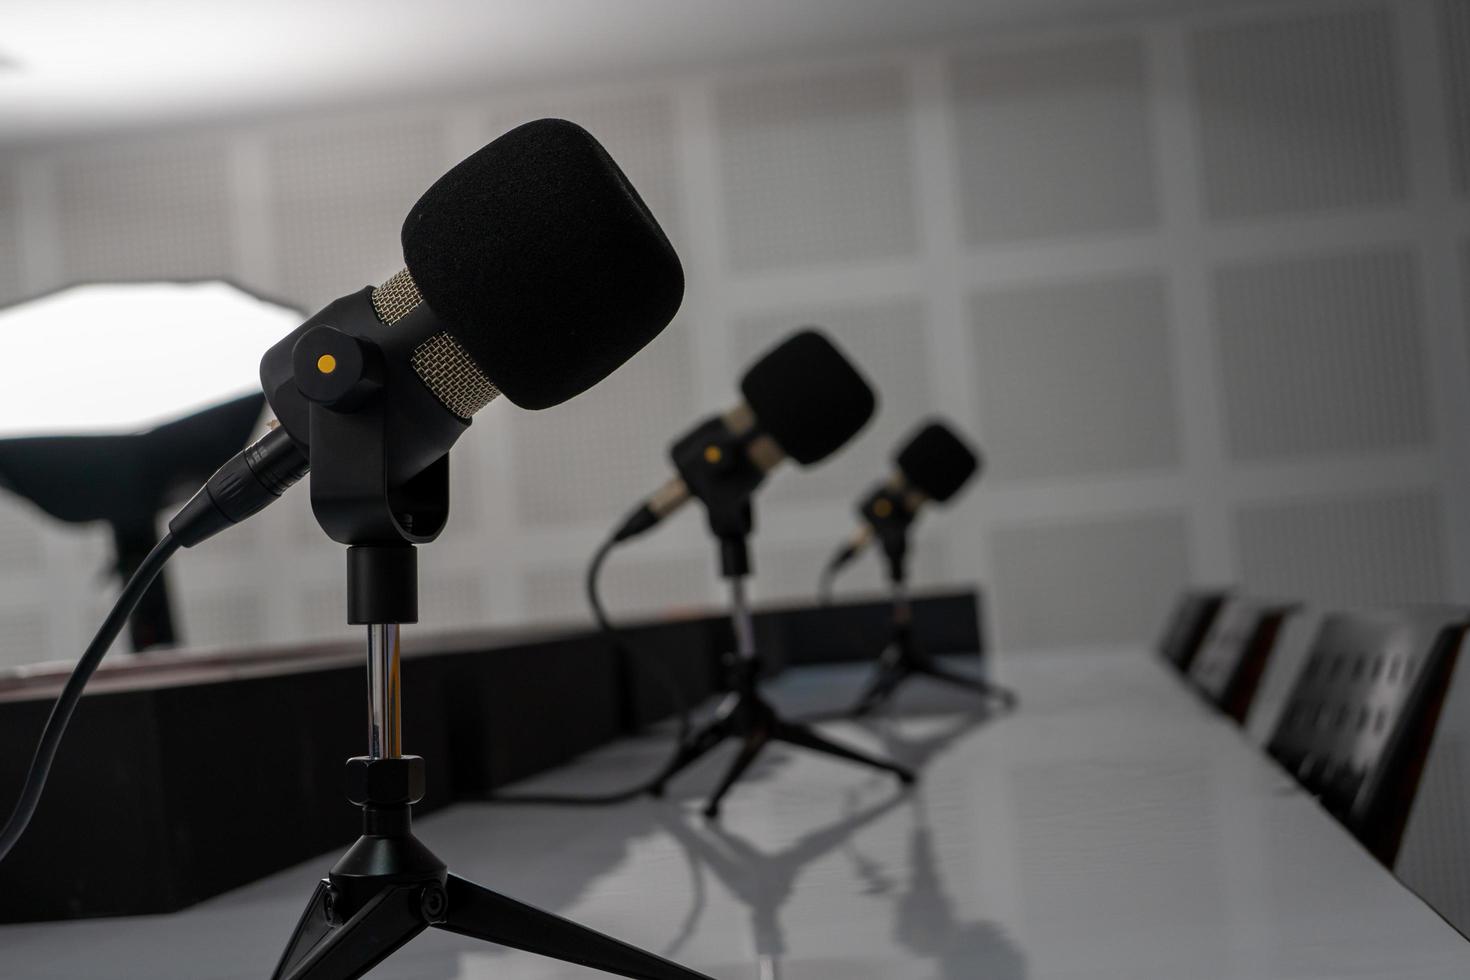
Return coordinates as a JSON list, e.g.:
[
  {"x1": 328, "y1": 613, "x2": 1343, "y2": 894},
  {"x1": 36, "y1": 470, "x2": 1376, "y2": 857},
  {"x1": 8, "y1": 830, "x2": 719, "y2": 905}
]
[
  {"x1": 825, "y1": 474, "x2": 926, "y2": 583},
  {"x1": 610, "y1": 328, "x2": 874, "y2": 543},
  {"x1": 169, "y1": 279, "x2": 475, "y2": 547},
  {"x1": 822, "y1": 418, "x2": 981, "y2": 587},
  {"x1": 611, "y1": 404, "x2": 784, "y2": 541},
  {"x1": 167, "y1": 118, "x2": 684, "y2": 550}
]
